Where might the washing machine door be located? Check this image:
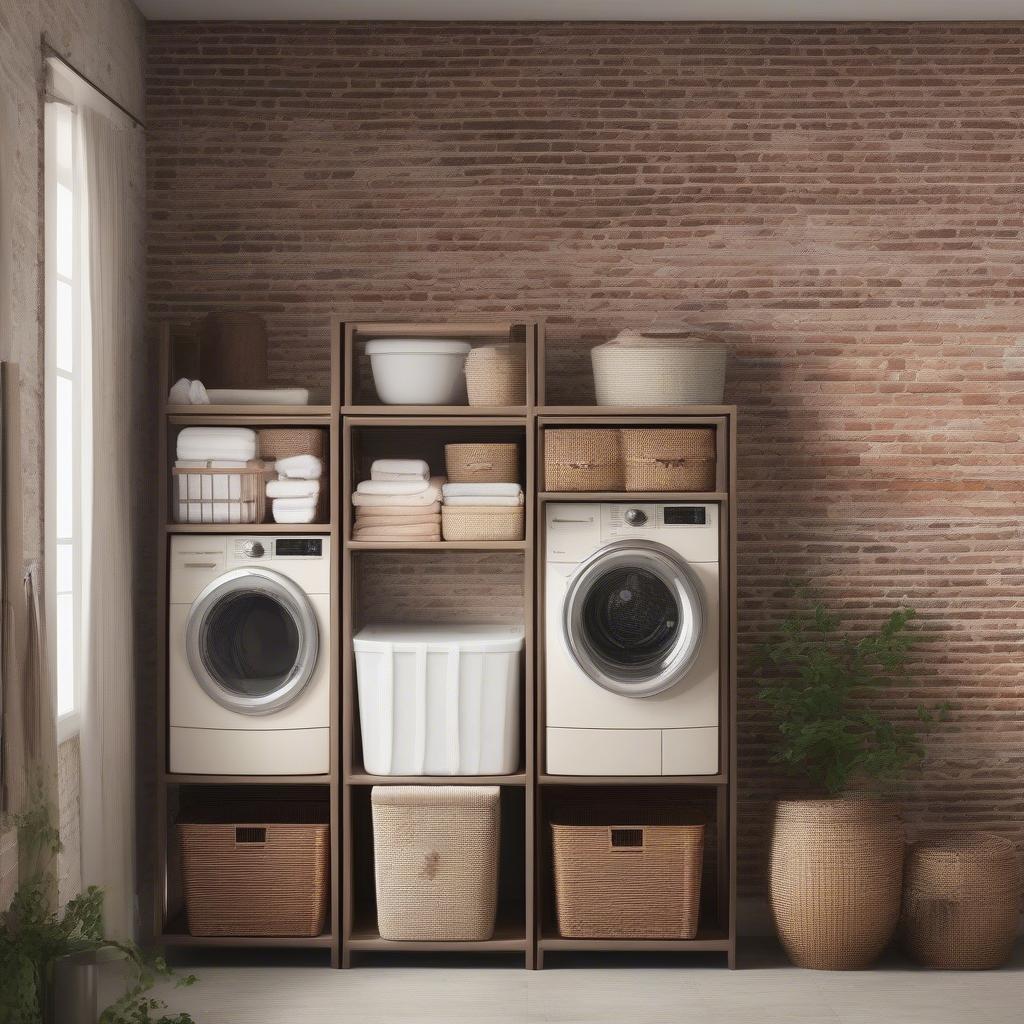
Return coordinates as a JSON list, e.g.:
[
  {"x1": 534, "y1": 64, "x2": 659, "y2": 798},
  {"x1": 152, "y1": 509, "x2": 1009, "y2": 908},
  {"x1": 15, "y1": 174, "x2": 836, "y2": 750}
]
[
  {"x1": 185, "y1": 567, "x2": 319, "y2": 716},
  {"x1": 562, "y1": 539, "x2": 704, "y2": 698}
]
